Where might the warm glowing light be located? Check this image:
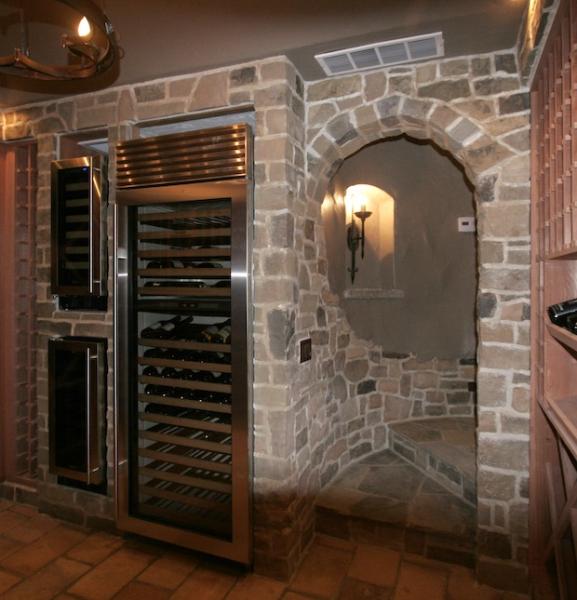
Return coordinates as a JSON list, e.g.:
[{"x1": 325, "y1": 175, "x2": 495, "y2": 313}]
[
  {"x1": 344, "y1": 187, "x2": 368, "y2": 221},
  {"x1": 321, "y1": 193, "x2": 336, "y2": 215},
  {"x1": 77, "y1": 17, "x2": 92, "y2": 39}
]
